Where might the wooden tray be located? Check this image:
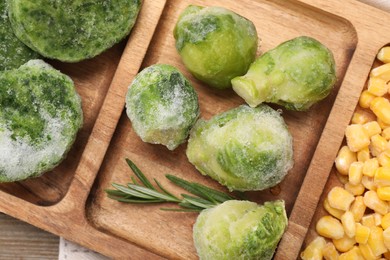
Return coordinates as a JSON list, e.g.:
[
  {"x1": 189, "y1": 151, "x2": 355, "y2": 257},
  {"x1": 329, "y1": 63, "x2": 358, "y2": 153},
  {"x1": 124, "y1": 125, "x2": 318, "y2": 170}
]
[{"x1": 0, "y1": 0, "x2": 389, "y2": 259}]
